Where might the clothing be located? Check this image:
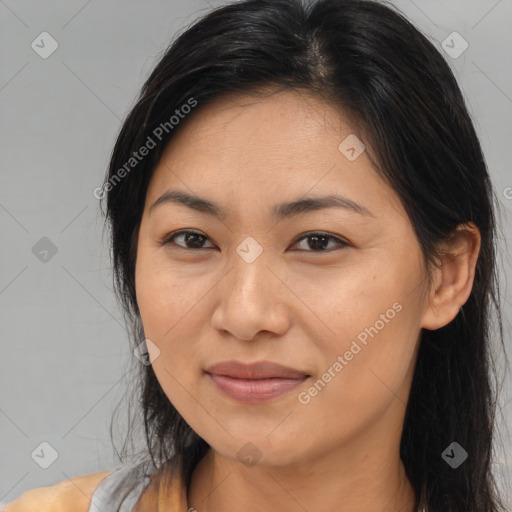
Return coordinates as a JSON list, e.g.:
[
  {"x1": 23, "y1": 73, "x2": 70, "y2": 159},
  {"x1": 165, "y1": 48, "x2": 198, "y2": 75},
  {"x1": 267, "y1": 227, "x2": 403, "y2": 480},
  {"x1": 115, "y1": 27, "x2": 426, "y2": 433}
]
[
  {"x1": 3, "y1": 457, "x2": 188, "y2": 512},
  {"x1": 88, "y1": 458, "x2": 427, "y2": 512},
  {"x1": 5, "y1": 456, "x2": 428, "y2": 511},
  {"x1": 86, "y1": 459, "x2": 160, "y2": 512}
]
